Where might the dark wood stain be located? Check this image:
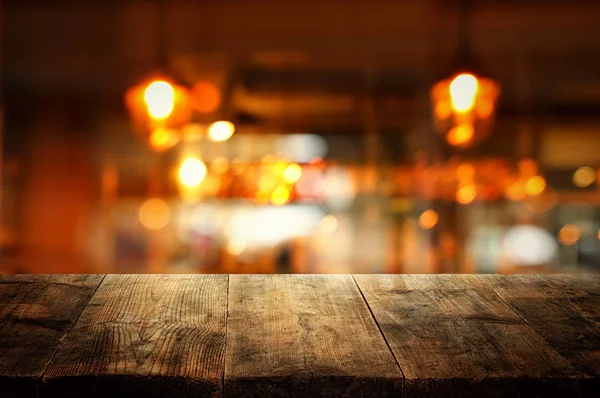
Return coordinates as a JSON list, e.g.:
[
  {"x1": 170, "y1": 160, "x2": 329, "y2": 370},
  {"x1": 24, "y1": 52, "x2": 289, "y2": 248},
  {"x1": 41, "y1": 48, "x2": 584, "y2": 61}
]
[
  {"x1": 224, "y1": 274, "x2": 403, "y2": 397},
  {"x1": 0, "y1": 274, "x2": 598, "y2": 397},
  {"x1": 354, "y1": 274, "x2": 582, "y2": 397},
  {"x1": 0, "y1": 274, "x2": 103, "y2": 398},
  {"x1": 42, "y1": 274, "x2": 228, "y2": 398}
]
